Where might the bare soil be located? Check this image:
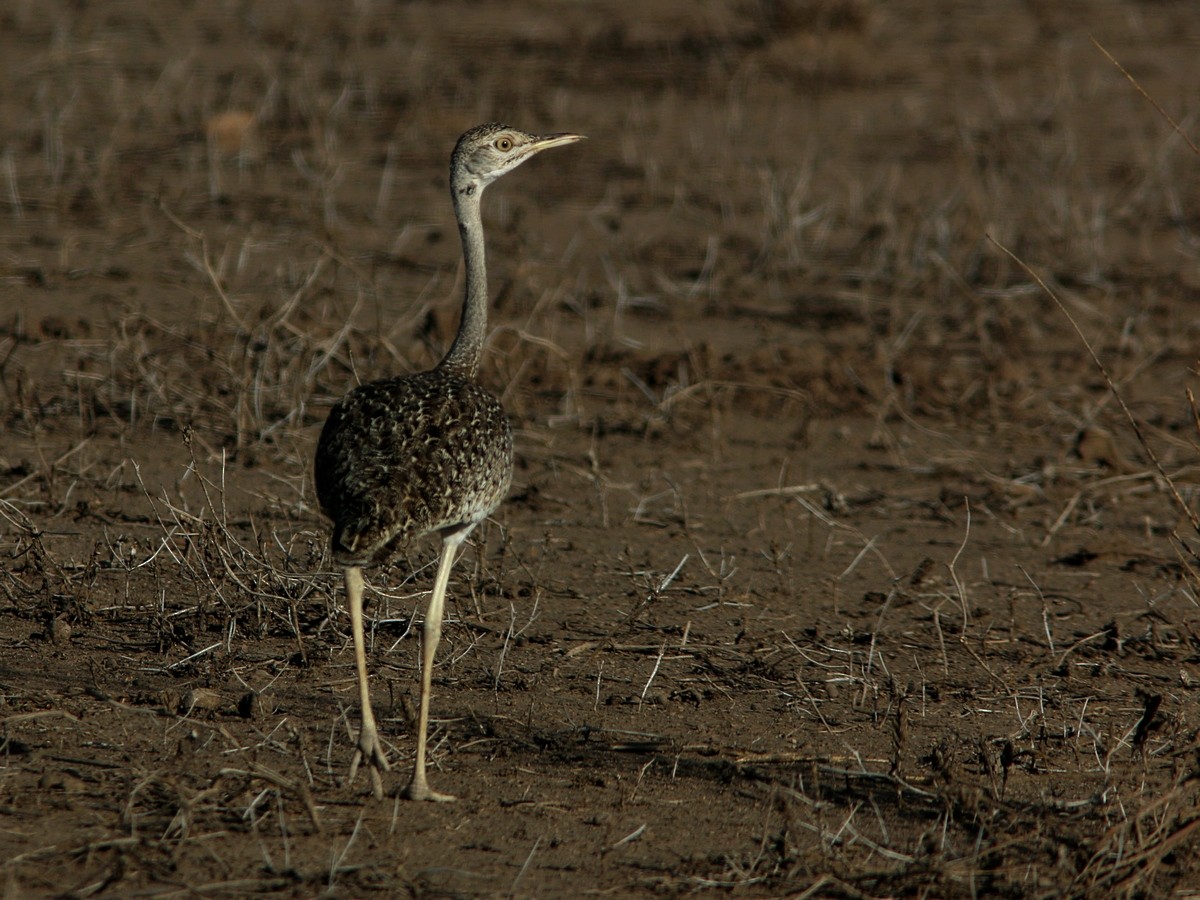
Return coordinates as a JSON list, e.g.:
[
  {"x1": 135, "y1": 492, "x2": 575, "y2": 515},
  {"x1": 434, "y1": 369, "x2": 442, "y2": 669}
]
[{"x1": 3, "y1": 1, "x2": 1200, "y2": 896}]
